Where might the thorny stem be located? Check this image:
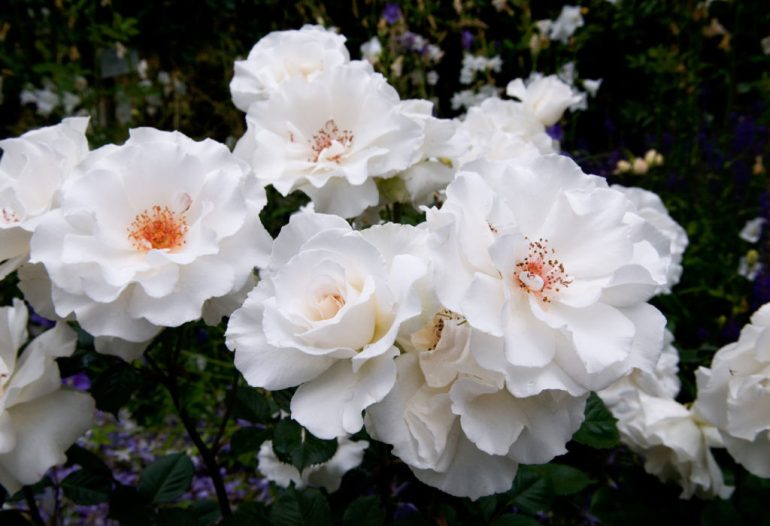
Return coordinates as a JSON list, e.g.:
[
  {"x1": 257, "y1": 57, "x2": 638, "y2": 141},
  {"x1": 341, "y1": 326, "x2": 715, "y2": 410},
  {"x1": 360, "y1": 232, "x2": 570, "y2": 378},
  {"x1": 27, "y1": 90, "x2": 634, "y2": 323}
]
[{"x1": 145, "y1": 331, "x2": 233, "y2": 518}]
